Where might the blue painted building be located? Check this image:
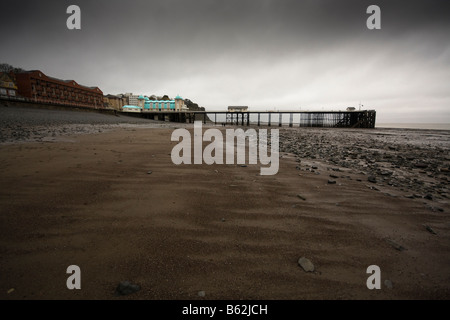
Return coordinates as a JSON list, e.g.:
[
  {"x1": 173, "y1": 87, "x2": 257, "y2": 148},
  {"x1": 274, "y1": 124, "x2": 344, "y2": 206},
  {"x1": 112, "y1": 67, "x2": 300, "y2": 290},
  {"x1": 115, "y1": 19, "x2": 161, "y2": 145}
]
[
  {"x1": 144, "y1": 96, "x2": 176, "y2": 111},
  {"x1": 122, "y1": 95, "x2": 185, "y2": 112}
]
